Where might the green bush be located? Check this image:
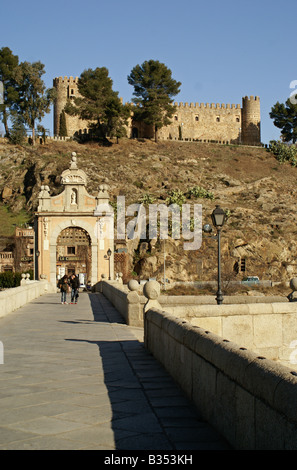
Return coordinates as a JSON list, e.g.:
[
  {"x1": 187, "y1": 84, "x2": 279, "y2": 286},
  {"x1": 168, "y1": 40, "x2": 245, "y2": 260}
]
[
  {"x1": 268, "y1": 140, "x2": 297, "y2": 166},
  {"x1": 186, "y1": 185, "x2": 214, "y2": 200},
  {"x1": 165, "y1": 189, "x2": 186, "y2": 207},
  {"x1": 138, "y1": 193, "x2": 156, "y2": 205},
  {"x1": 0, "y1": 270, "x2": 33, "y2": 288}
]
